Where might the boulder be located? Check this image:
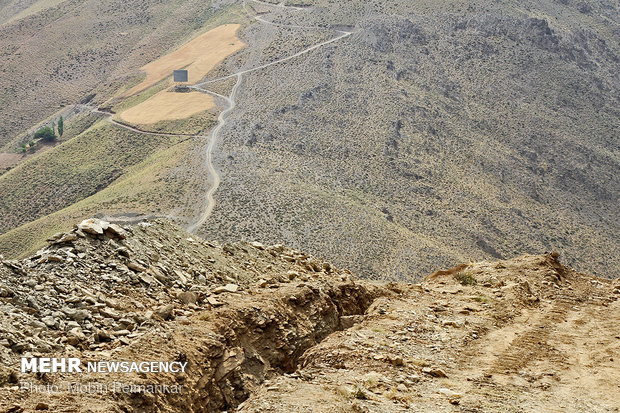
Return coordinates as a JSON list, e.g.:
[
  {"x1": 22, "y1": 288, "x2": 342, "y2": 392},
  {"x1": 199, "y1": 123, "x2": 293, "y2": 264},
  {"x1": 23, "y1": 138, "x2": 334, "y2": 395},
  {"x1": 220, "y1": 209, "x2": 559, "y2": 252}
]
[
  {"x1": 127, "y1": 261, "x2": 147, "y2": 273},
  {"x1": 207, "y1": 296, "x2": 224, "y2": 307},
  {"x1": 422, "y1": 367, "x2": 448, "y2": 378},
  {"x1": 65, "y1": 309, "x2": 90, "y2": 322},
  {"x1": 177, "y1": 291, "x2": 198, "y2": 305},
  {"x1": 50, "y1": 233, "x2": 78, "y2": 245},
  {"x1": 155, "y1": 304, "x2": 175, "y2": 320},
  {"x1": 214, "y1": 284, "x2": 239, "y2": 294},
  {"x1": 105, "y1": 224, "x2": 127, "y2": 239},
  {"x1": 77, "y1": 219, "x2": 105, "y2": 235},
  {"x1": 250, "y1": 241, "x2": 265, "y2": 250}
]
